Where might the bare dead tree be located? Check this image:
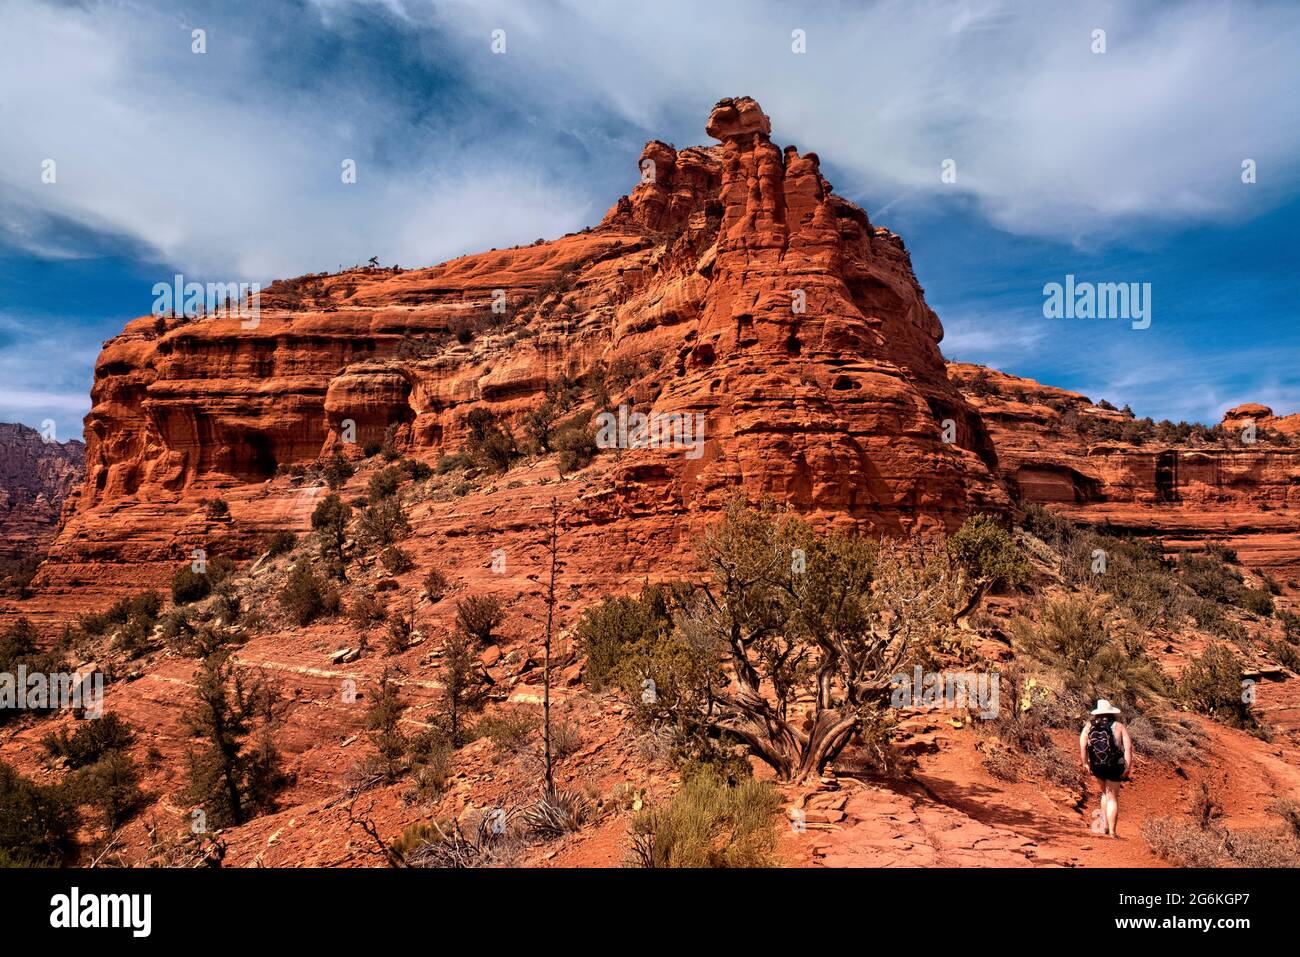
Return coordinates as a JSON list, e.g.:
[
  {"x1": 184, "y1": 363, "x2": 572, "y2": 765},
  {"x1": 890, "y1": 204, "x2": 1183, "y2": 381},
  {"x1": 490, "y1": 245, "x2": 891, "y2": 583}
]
[
  {"x1": 344, "y1": 796, "x2": 406, "y2": 868},
  {"x1": 541, "y1": 497, "x2": 561, "y2": 796}
]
